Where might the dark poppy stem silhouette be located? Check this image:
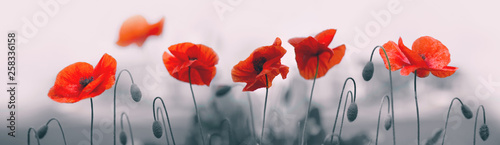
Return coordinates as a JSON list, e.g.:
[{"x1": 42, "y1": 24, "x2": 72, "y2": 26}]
[
  {"x1": 156, "y1": 107, "x2": 171, "y2": 145},
  {"x1": 413, "y1": 71, "x2": 421, "y2": 145},
  {"x1": 27, "y1": 128, "x2": 41, "y2": 145},
  {"x1": 368, "y1": 45, "x2": 396, "y2": 145},
  {"x1": 260, "y1": 74, "x2": 269, "y2": 145},
  {"x1": 247, "y1": 93, "x2": 257, "y2": 142},
  {"x1": 37, "y1": 118, "x2": 67, "y2": 145},
  {"x1": 441, "y1": 97, "x2": 473, "y2": 145},
  {"x1": 114, "y1": 69, "x2": 140, "y2": 145},
  {"x1": 152, "y1": 97, "x2": 176, "y2": 145},
  {"x1": 300, "y1": 57, "x2": 320, "y2": 145},
  {"x1": 120, "y1": 112, "x2": 135, "y2": 145},
  {"x1": 90, "y1": 98, "x2": 94, "y2": 145},
  {"x1": 474, "y1": 105, "x2": 488, "y2": 145},
  {"x1": 338, "y1": 90, "x2": 356, "y2": 140},
  {"x1": 330, "y1": 77, "x2": 356, "y2": 142},
  {"x1": 375, "y1": 95, "x2": 391, "y2": 145},
  {"x1": 188, "y1": 67, "x2": 206, "y2": 145}
]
